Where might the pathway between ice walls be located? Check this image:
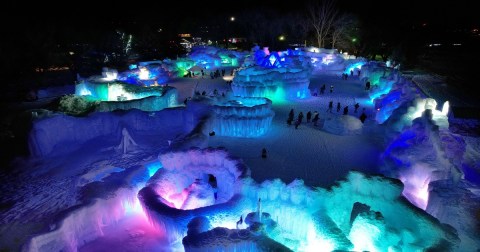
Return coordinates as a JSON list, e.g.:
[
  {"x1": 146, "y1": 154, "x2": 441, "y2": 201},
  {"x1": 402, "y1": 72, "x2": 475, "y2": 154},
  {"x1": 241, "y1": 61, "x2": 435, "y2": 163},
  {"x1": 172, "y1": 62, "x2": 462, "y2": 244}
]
[{"x1": 23, "y1": 160, "x2": 164, "y2": 252}]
